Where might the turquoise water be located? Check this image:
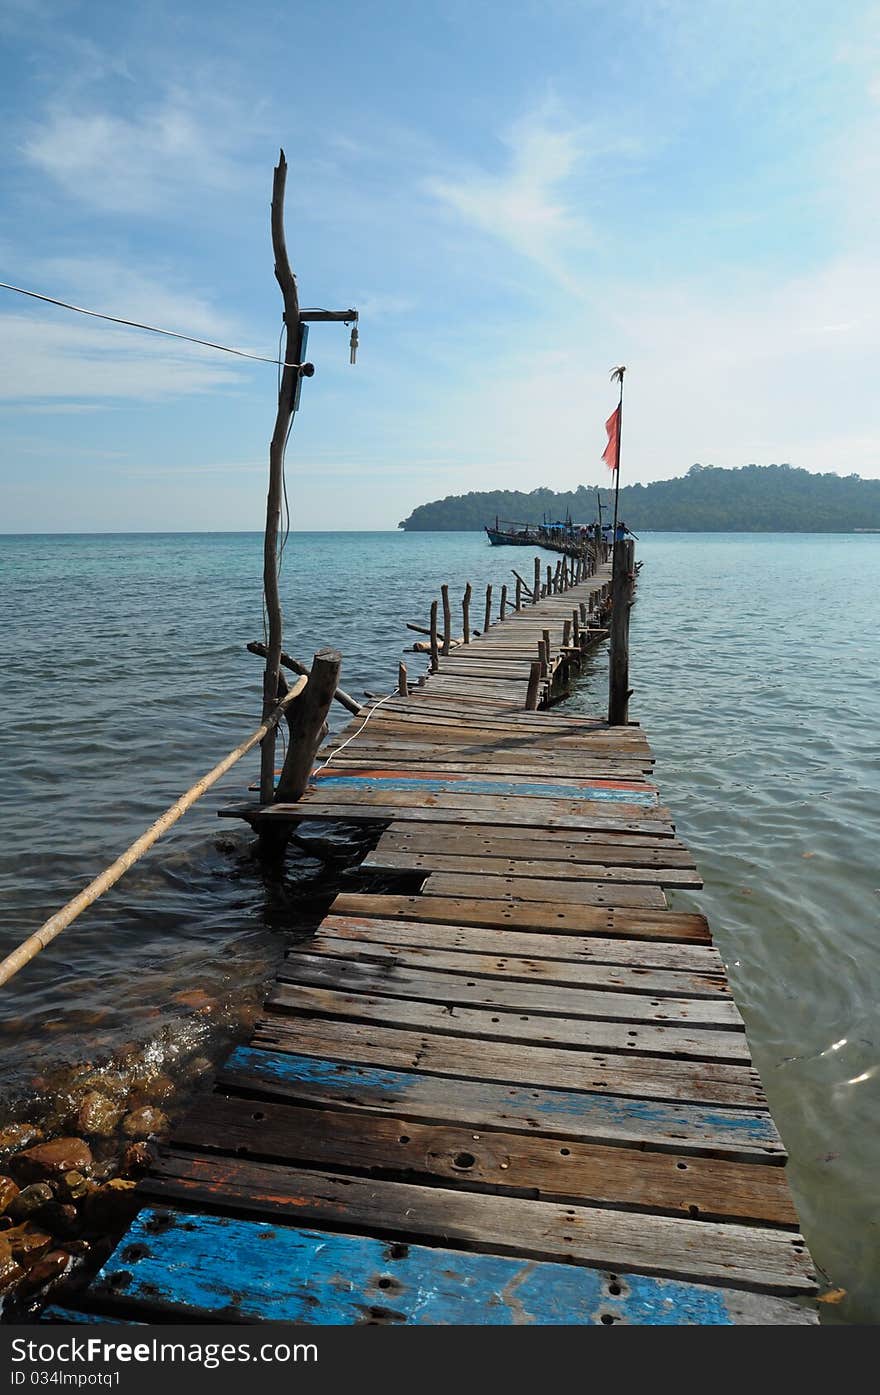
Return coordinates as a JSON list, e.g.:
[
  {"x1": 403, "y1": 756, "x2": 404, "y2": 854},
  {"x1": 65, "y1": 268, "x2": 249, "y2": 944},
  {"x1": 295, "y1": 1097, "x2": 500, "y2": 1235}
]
[{"x1": 0, "y1": 530, "x2": 877, "y2": 1321}]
